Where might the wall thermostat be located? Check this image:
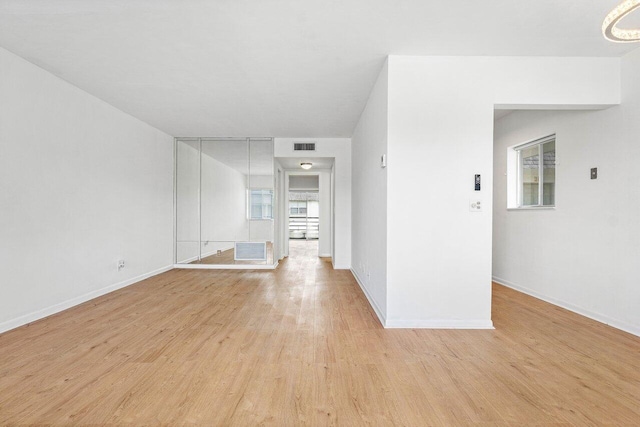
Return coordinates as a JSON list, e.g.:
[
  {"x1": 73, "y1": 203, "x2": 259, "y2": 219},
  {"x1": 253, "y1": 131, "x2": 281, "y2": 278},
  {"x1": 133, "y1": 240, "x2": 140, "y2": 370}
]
[{"x1": 474, "y1": 174, "x2": 481, "y2": 191}]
